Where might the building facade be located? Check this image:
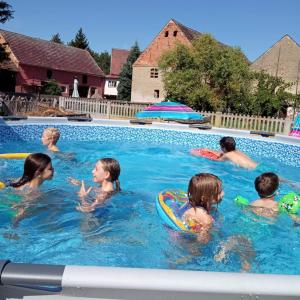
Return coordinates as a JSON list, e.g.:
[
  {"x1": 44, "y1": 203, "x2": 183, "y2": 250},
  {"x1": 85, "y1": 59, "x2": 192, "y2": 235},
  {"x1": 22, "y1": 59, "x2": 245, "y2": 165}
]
[
  {"x1": 0, "y1": 30, "x2": 105, "y2": 97},
  {"x1": 104, "y1": 48, "x2": 129, "y2": 99},
  {"x1": 131, "y1": 19, "x2": 202, "y2": 103},
  {"x1": 251, "y1": 35, "x2": 300, "y2": 95}
]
